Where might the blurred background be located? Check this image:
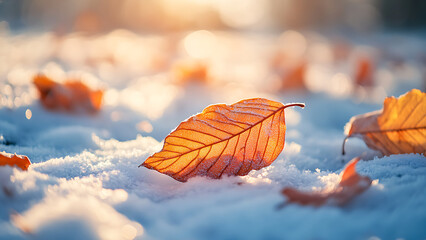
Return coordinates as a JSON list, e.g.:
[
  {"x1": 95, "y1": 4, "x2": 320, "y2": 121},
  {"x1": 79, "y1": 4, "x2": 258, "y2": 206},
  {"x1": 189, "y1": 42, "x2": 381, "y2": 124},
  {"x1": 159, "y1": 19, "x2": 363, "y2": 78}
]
[
  {"x1": 0, "y1": 0, "x2": 425, "y2": 141},
  {"x1": 1, "y1": 0, "x2": 426, "y2": 32}
]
